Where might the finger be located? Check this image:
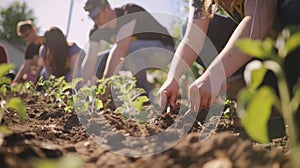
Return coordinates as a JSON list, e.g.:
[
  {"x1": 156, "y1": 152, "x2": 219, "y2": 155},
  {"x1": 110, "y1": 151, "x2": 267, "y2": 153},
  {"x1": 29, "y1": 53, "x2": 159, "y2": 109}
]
[
  {"x1": 159, "y1": 91, "x2": 168, "y2": 109},
  {"x1": 200, "y1": 96, "x2": 210, "y2": 110},
  {"x1": 200, "y1": 93, "x2": 207, "y2": 106},
  {"x1": 189, "y1": 88, "x2": 195, "y2": 112},
  {"x1": 203, "y1": 99, "x2": 210, "y2": 110},
  {"x1": 206, "y1": 95, "x2": 212, "y2": 108},
  {"x1": 169, "y1": 94, "x2": 177, "y2": 108},
  {"x1": 194, "y1": 90, "x2": 201, "y2": 113},
  {"x1": 189, "y1": 87, "x2": 200, "y2": 113}
]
